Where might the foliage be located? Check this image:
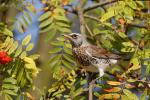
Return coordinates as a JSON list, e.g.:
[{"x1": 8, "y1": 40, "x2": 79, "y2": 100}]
[
  {"x1": 1, "y1": 0, "x2": 150, "y2": 100},
  {"x1": 39, "y1": 0, "x2": 71, "y2": 42},
  {"x1": 40, "y1": 0, "x2": 150, "y2": 100},
  {"x1": 0, "y1": 19, "x2": 39, "y2": 100},
  {"x1": 0, "y1": 1, "x2": 39, "y2": 99}
]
